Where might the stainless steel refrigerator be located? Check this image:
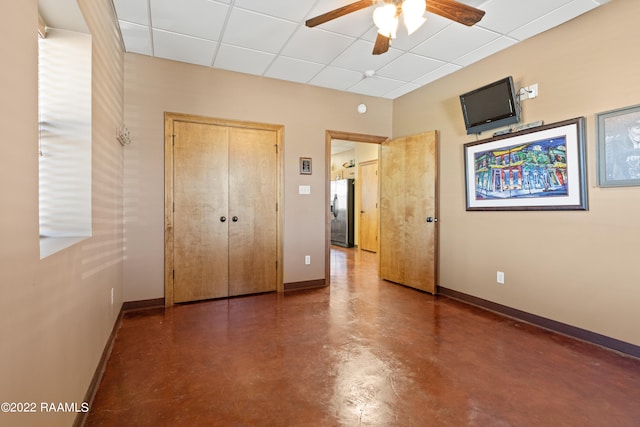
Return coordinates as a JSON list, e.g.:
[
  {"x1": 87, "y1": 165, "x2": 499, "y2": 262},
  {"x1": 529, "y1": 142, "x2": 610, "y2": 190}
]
[{"x1": 330, "y1": 178, "x2": 354, "y2": 247}]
